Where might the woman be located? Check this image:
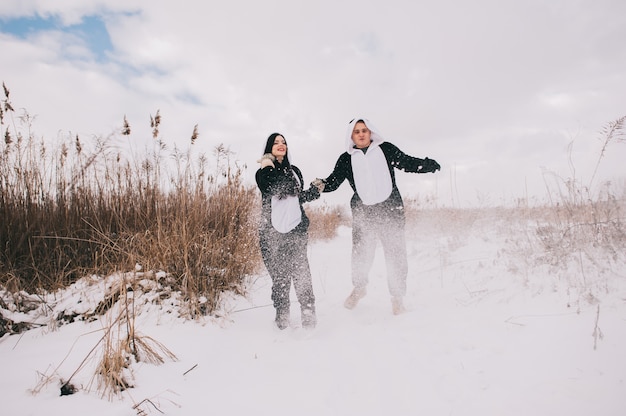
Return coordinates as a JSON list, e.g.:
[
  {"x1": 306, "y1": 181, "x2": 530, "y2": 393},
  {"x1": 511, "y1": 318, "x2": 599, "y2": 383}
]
[
  {"x1": 314, "y1": 118, "x2": 440, "y2": 315},
  {"x1": 256, "y1": 133, "x2": 322, "y2": 330}
]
